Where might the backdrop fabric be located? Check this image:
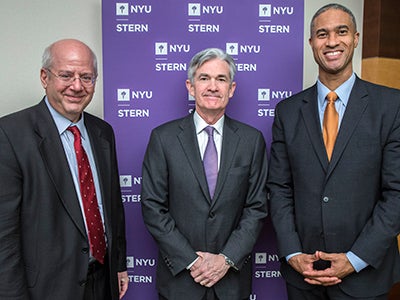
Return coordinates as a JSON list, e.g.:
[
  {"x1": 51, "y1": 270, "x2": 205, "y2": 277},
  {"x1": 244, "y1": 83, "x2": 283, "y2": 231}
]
[{"x1": 102, "y1": 1, "x2": 304, "y2": 298}]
